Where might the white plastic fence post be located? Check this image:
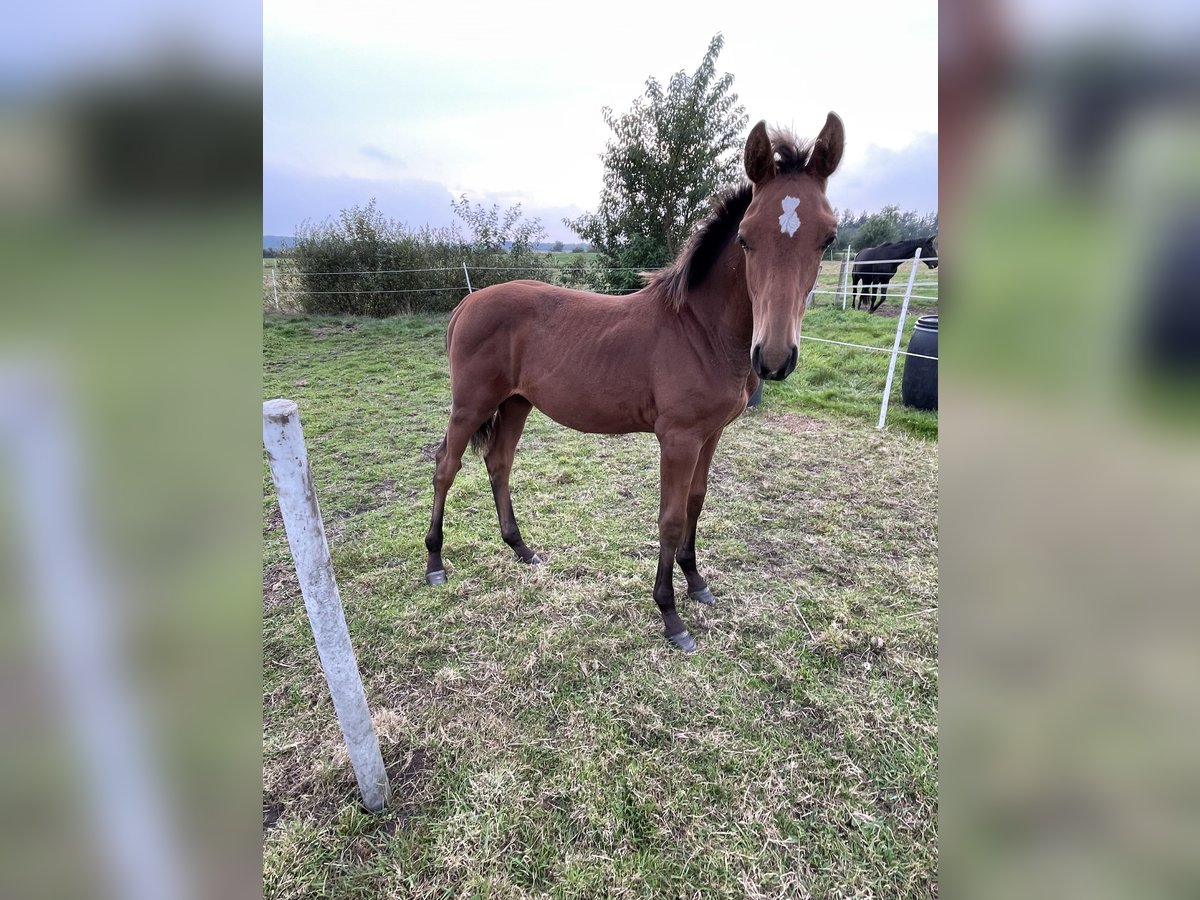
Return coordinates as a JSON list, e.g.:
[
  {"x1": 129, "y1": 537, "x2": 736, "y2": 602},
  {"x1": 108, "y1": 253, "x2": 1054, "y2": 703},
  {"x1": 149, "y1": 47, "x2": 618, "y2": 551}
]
[
  {"x1": 271, "y1": 266, "x2": 279, "y2": 310},
  {"x1": 262, "y1": 399, "x2": 389, "y2": 811},
  {"x1": 877, "y1": 248, "x2": 922, "y2": 430},
  {"x1": 841, "y1": 247, "x2": 852, "y2": 310},
  {"x1": 462, "y1": 262, "x2": 473, "y2": 293}
]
